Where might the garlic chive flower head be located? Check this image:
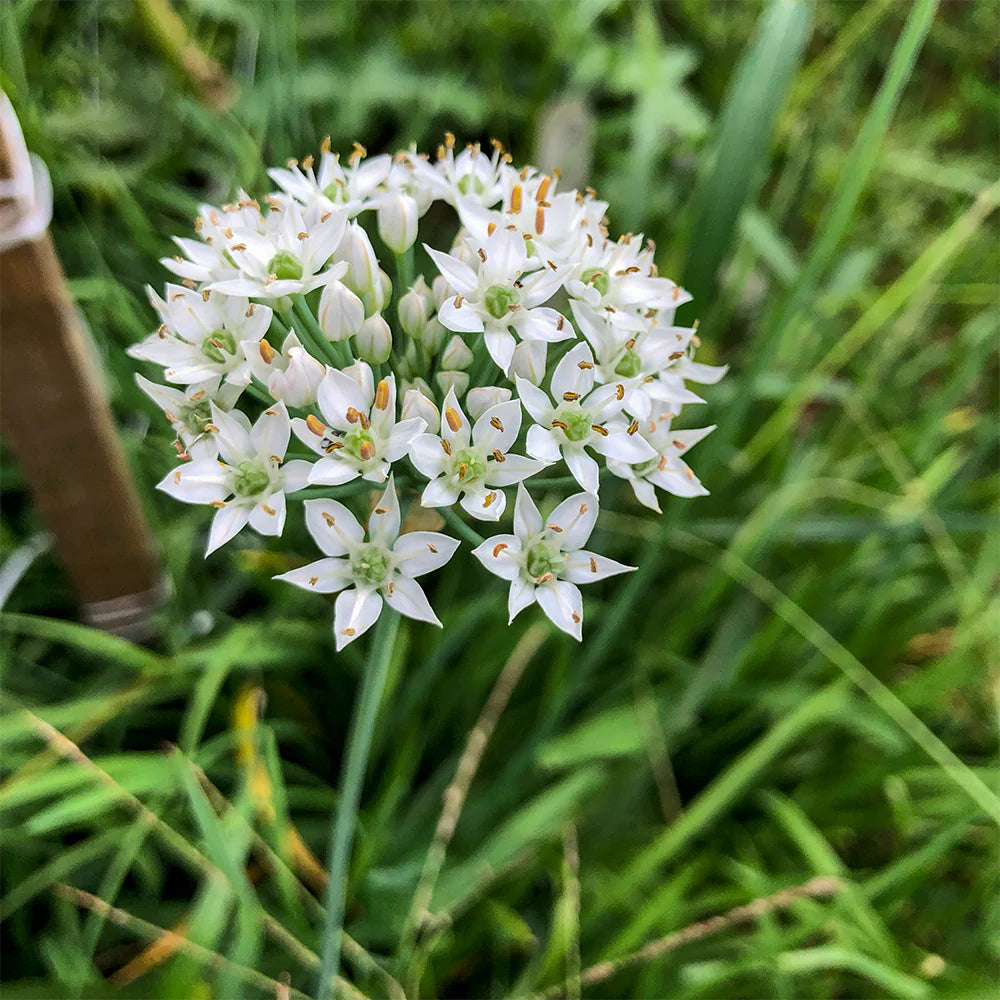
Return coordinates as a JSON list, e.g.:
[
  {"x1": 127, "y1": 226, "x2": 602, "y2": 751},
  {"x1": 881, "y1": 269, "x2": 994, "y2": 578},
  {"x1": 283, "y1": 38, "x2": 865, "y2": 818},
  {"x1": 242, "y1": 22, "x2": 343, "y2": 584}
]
[
  {"x1": 473, "y1": 485, "x2": 634, "y2": 641},
  {"x1": 275, "y1": 477, "x2": 460, "y2": 650},
  {"x1": 132, "y1": 133, "x2": 726, "y2": 648}
]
